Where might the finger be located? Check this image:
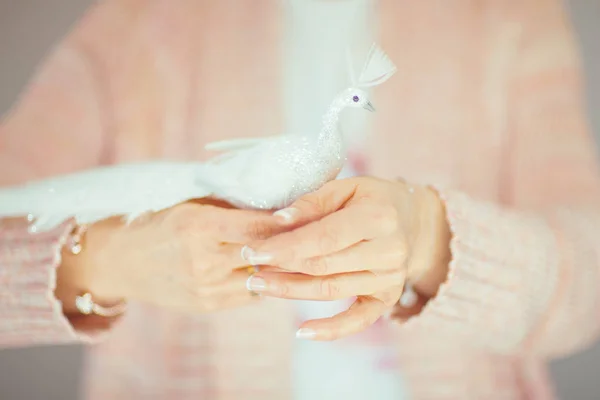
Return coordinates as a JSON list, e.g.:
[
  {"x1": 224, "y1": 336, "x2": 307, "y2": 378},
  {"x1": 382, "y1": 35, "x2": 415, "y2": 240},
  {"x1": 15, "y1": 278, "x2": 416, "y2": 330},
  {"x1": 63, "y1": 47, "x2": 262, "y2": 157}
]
[
  {"x1": 246, "y1": 203, "x2": 395, "y2": 266},
  {"x1": 246, "y1": 270, "x2": 404, "y2": 300},
  {"x1": 175, "y1": 269, "x2": 261, "y2": 313},
  {"x1": 215, "y1": 242, "x2": 294, "y2": 271},
  {"x1": 272, "y1": 179, "x2": 359, "y2": 225},
  {"x1": 278, "y1": 238, "x2": 407, "y2": 276},
  {"x1": 295, "y1": 296, "x2": 390, "y2": 341},
  {"x1": 189, "y1": 244, "x2": 255, "y2": 280},
  {"x1": 185, "y1": 269, "x2": 254, "y2": 299},
  {"x1": 247, "y1": 265, "x2": 288, "y2": 273},
  {"x1": 215, "y1": 243, "x2": 260, "y2": 269}
]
